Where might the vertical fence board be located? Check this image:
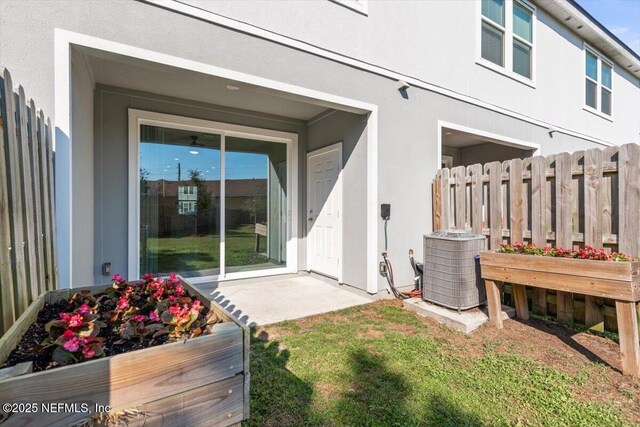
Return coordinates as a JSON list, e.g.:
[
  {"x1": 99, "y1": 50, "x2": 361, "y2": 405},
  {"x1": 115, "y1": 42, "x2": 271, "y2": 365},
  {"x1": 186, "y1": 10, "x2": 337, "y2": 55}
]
[
  {"x1": 44, "y1": 116, "x2": 58, "y2": 291},
  {"x1": 2, "y1": 70, "x2": 28, "y2": 315},
  {"x1": 453, "y1": 166, "x2": 466, "y2": 229},
  {"x1": 433, "y1": 174, "x2": 442, "y2": 231},
  {"x1": 469, "y1": 164, "x2": 483, "y2": 236},
  {"x1": 28, "y1": 100, "x2": 45, "y2": 297},
  {"x1": 584, "y1": 148, "x2": 605, "y2": 331},
  {"x1": 509, "y1": 159, "x2": 523, "y2": 243},
  {"x1": 619, "y1": 144, "x2": 640, "y2": 257},
  {"x1": 16, "y1": 87, "x2": 38, "y2": 302},
  {"x1": 555, "y1": 152, "x2": 573, "y2": 323},
  {"x1": 531, "y1": 156, "x2": 547, "y2": 314},
  {"x1": 440, "y1": 168, "x2": 450, "y2": 230},
  {"x1": 0, "y1": 73, "x2": 15, "y2": 334},
  {"x1": 487, "y1": 162, "x2": 502, "y2": 249}
]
